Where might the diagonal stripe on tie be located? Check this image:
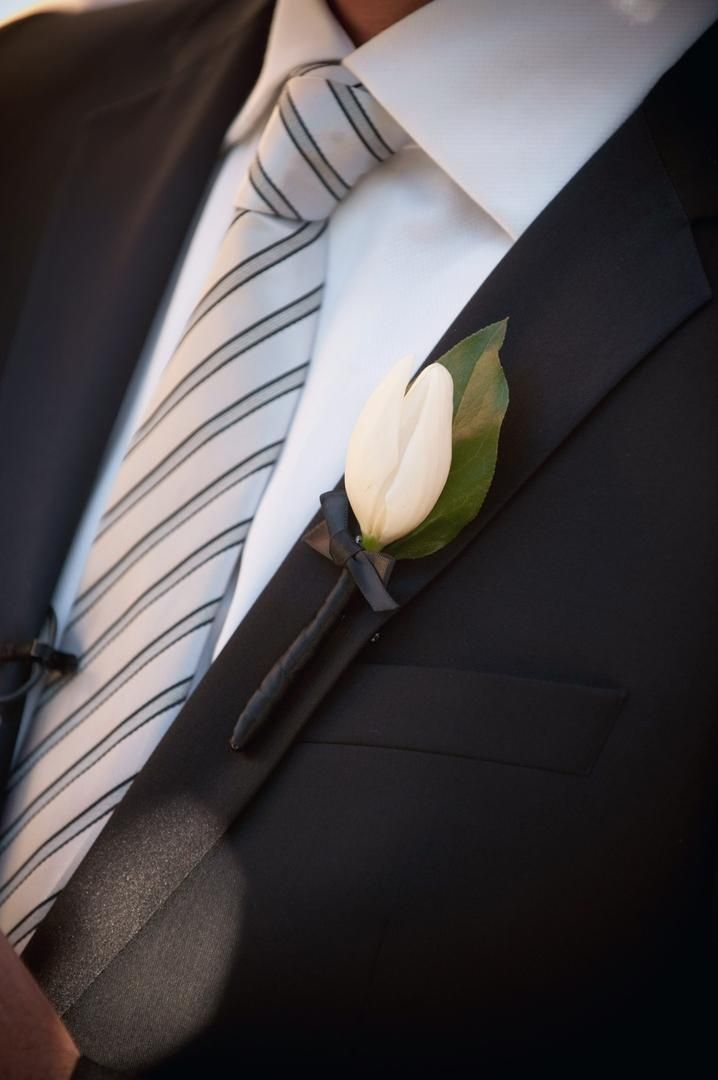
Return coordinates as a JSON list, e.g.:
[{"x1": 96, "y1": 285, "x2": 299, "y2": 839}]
[
  {"x1": 0, "y1": 682, "x2": 191, "y2": 854},
  {"x1": 6, "y1": 892, "x2": 61, "y2": 949},
  {"x1": 183, "y1": 220, "x2": 324, "y2": 339},
  {"x1": 9, "y1": 599, "x2": 222, "y2": 785},
  {"x1": 101, "y1": 365, "x2": 308, "y2": 529},
  {"x1": 0, "y1": 777, "x2": 139, "y2": 906},
  {"x1": 125, "y1": 287, "x2": 323, "y2": 455},
  {"x1": 71, "y1": 442, "x2": 283, "y2": 620}
]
